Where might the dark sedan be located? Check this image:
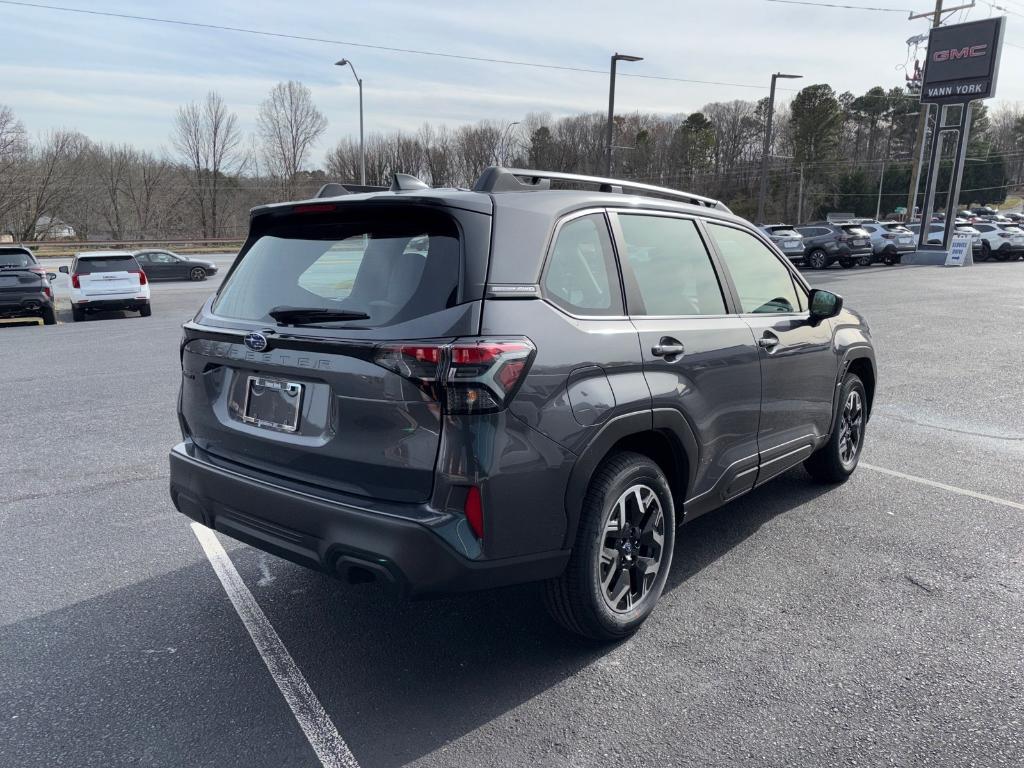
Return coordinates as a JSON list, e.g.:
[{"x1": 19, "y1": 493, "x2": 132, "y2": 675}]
[{"x1": 133, "y1": 250, "x2": 219, "y2": 281}]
